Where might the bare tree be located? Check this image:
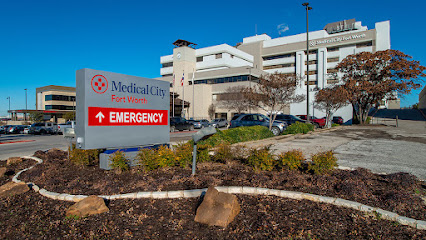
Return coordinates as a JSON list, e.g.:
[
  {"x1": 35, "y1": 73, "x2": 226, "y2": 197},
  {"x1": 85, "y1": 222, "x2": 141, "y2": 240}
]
[
  {"x1": 336, "y1": 50, "x2": 426, "y2": 123},
  {"x1": 244, "y1": 72, "x2": 304, "y2": 130},
  {"x1": 315, "y1": 85, "x2": 349, "y2": 128},
  {"x1": 219, "y1": 86, "x2": 252, "y2": 114},
  {"x1": 208, "y1": 104, "x2": 216, "y2": 120}
]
